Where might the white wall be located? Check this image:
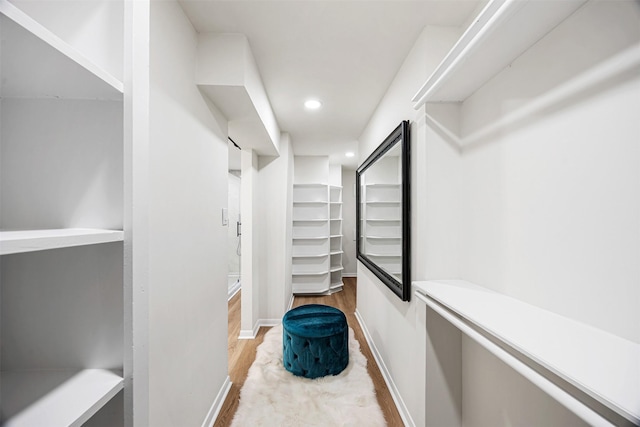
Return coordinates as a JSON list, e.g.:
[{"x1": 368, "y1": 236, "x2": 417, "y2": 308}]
[
  {"x1": 257, "y1": 134, "x2": 294, "y2": 321},
  {"x1": 329, "y1": 164, "x2": 342, "y2": 187},
  {"x1": 148, "y1": 1, "x2": 229, "y2": 425},
  {"x1": 342, "y1": 168, "x2": 357, "y2": 276},
  {"x1": 357, "y1": 25, "x2": 462, "y2": 426},
  {"x1": 241, "y1": 149, "x2": 260, "y2": 336},
  {"x1": 294, "y1": 156, "x2": 330, "y2": 184}
]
